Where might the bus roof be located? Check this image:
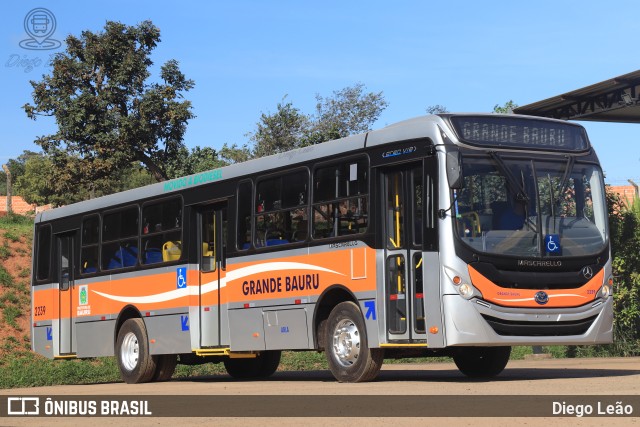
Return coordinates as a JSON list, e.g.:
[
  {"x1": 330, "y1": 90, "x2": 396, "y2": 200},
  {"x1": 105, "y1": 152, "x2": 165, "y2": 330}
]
[{"x1": 37, "y1": 113, "x2": 575, "y2": 223}]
